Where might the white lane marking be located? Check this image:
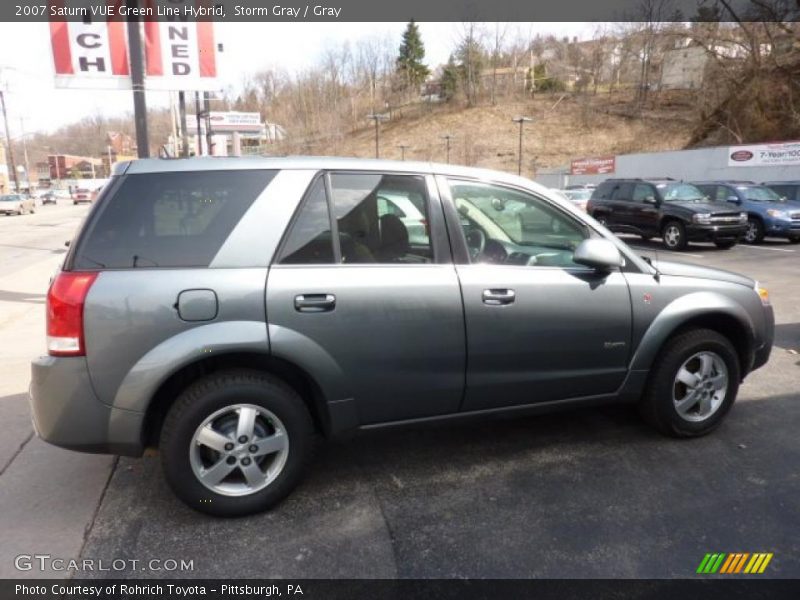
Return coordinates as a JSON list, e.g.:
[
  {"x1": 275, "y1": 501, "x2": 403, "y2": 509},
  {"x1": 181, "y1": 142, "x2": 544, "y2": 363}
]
[{"x1": 737, "y1": 245, "x2": 796, "y2": 253}]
